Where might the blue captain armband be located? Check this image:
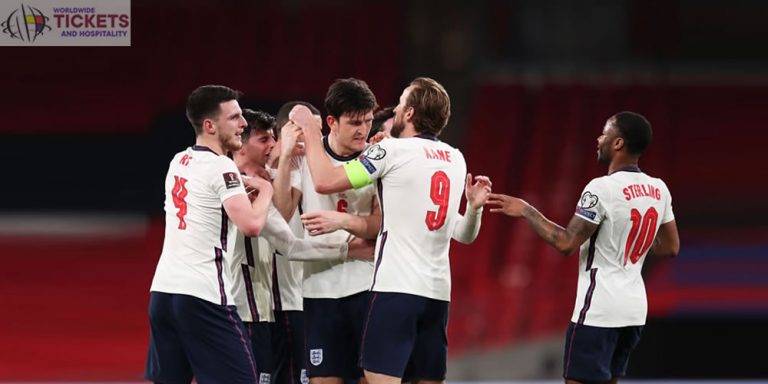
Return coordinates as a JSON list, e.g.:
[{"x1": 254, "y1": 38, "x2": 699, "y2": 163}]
[{"x1": 342, "y1": 159, "x2": 373, "y2": 189}]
